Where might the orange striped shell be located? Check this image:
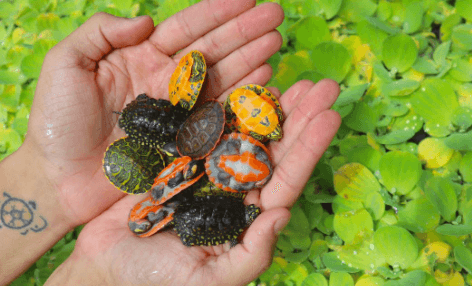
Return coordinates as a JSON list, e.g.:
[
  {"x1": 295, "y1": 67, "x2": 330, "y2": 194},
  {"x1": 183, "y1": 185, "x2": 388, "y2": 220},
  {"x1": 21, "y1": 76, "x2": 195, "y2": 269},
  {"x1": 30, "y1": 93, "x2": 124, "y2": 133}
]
[
  {"x1": 205, "y1": 132, "x2": 273, "y2": 193},
  {"x1": 225, "y1": 84, "x2": 283, "y2": 141},
  {"x1": 169, "y1": 50, "x2": 206, "y2": 110}
]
